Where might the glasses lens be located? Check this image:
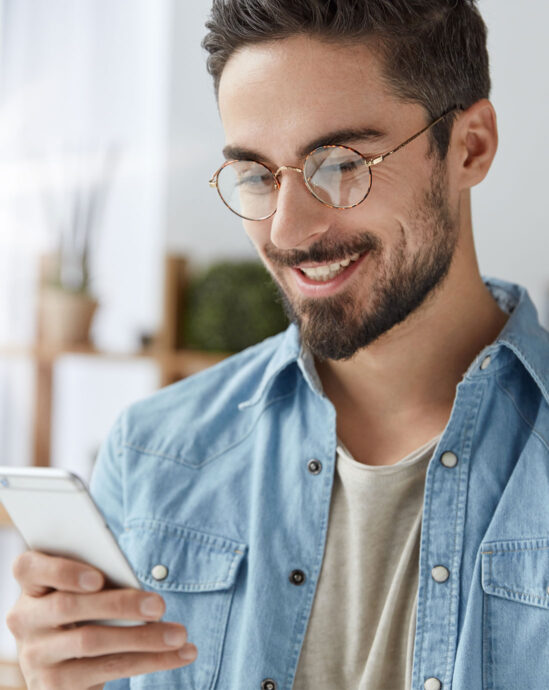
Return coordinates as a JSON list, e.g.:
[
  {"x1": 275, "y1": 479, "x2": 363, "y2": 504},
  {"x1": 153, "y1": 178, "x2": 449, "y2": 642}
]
[
  {"x1": 217, "y1": 160, "x2": 277, "y2": 220},
  {"x1": 304, "y1": 146, "x2": 371, "y2": 208}
]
